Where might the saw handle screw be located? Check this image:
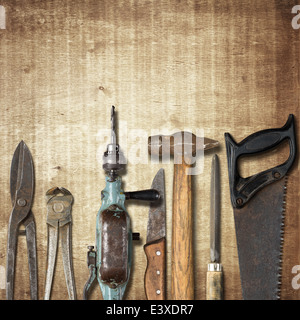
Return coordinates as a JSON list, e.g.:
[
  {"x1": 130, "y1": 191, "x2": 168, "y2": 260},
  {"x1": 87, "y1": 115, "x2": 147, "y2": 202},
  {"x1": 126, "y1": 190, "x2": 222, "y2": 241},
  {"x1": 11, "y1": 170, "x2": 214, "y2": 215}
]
[
  {"x1": 273, "y1": 172, "x2": 281, "y2": 179},
  {"x1": 236, "y1": 198, "x2": 243, "y2": 206}
]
